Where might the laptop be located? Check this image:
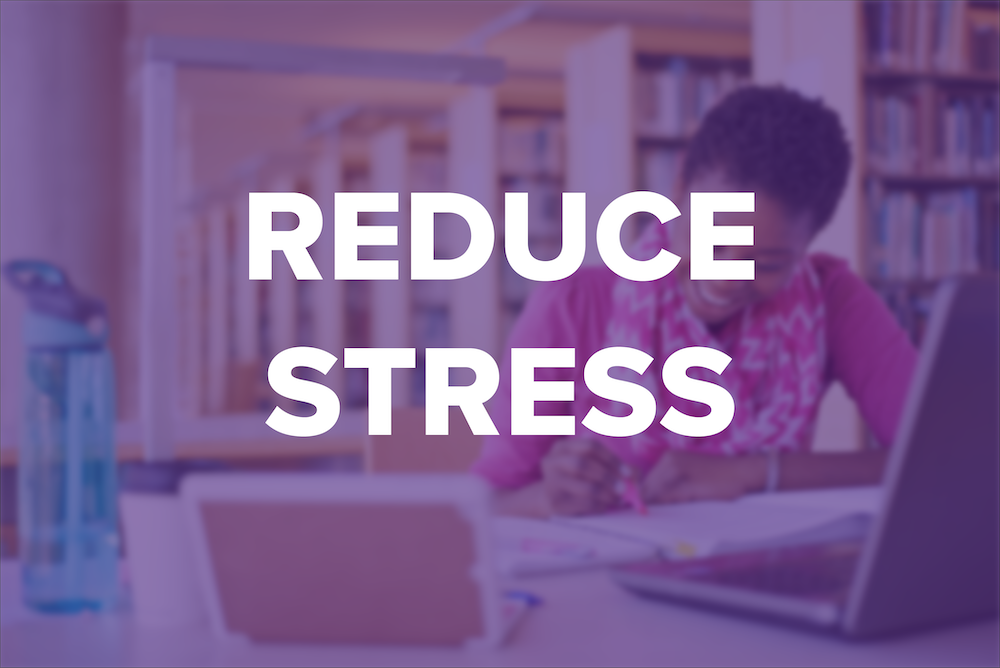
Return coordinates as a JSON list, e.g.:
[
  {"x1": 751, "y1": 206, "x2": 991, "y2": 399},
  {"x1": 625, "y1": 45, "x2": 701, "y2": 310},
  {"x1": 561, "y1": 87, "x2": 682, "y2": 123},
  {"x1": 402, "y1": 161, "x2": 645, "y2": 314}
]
[
  {"x1": 611, "y1": 275, "x2": 1000, "y2": 637},
  {"x1": 180, "y1": 473, "x2": 521, "y2": 647}
]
